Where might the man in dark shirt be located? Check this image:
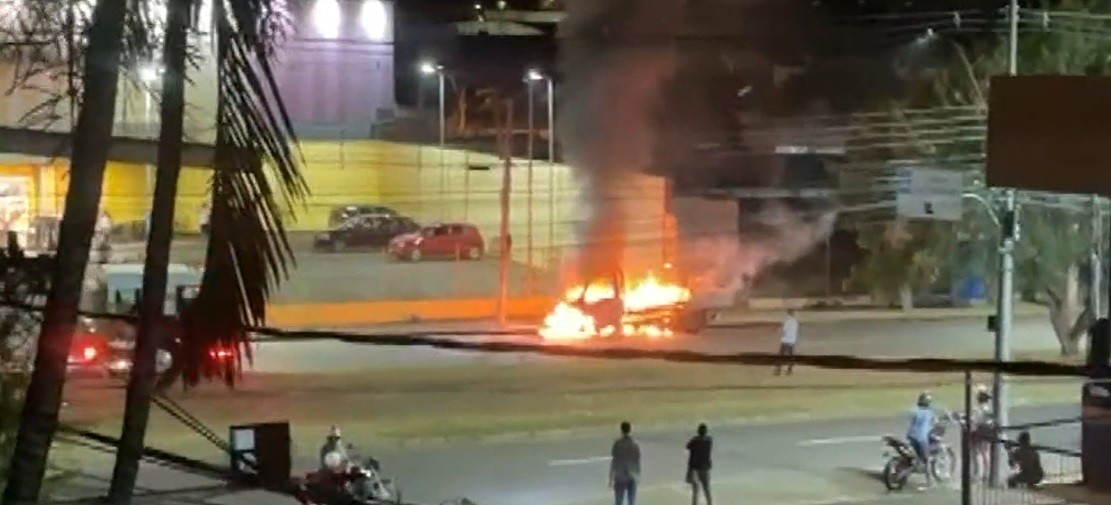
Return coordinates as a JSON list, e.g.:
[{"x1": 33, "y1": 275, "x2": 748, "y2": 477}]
[
  {"x1": 686, "y1": 423, "x2": 713, "y2": 505},
  {"x1": 1007, "y1": 431, "x2": 1044, "y2": 489}
]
